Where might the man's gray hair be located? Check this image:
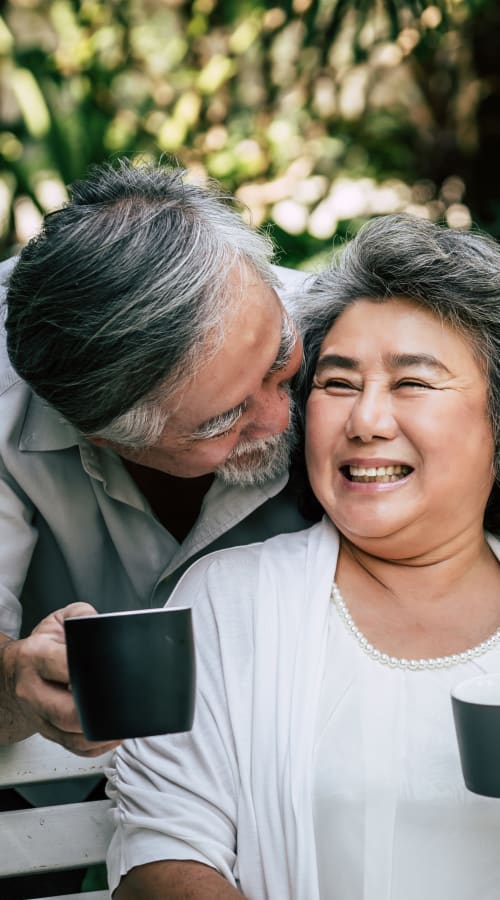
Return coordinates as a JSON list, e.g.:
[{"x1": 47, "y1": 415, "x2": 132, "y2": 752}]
[
  {"x1": 294, "y1": 213, "x2": 500, "y2": 531},
  {"x1": 5, "y1": 158, "x2": 277, "y2": 445}
]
